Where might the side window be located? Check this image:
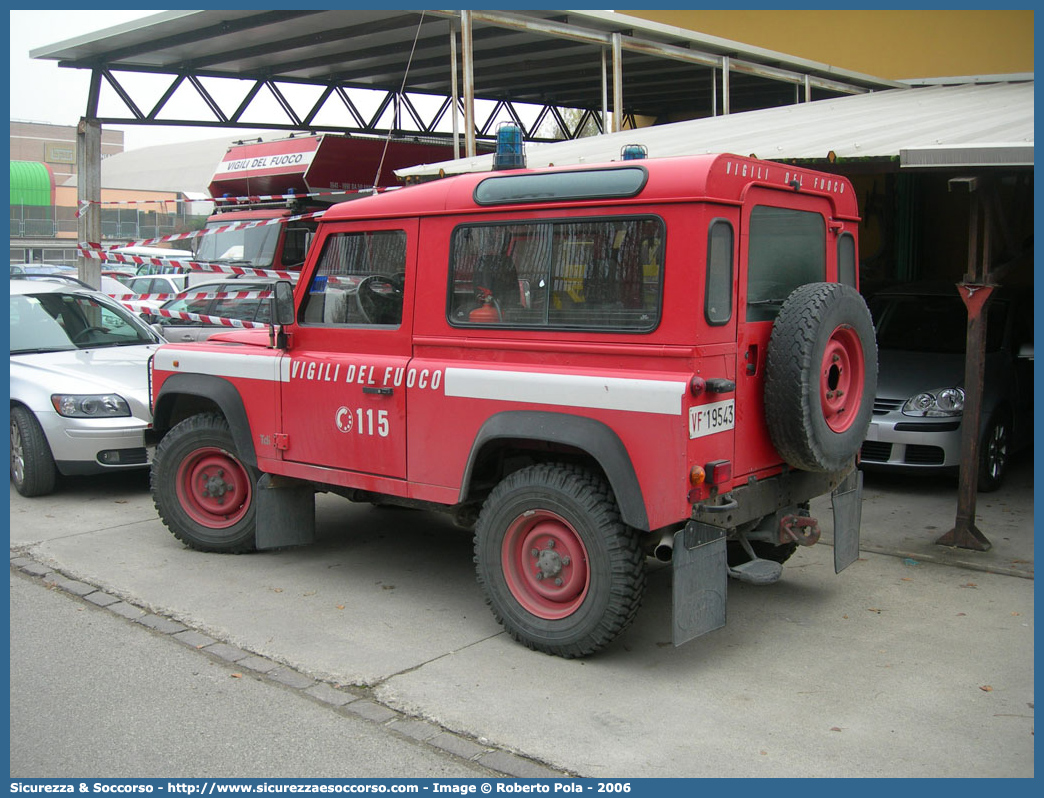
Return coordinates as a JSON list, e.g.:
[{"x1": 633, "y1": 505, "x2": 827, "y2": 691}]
[
  {"x1": 300, "y1": 230, "x2": 406, "y2": 326},
  {"x1": 705, "y1": 219, "x2": 733, "y2": 326},
  {"x1": 163, "y1": 295, "x2": 209, "y2": 327},
  {"x1": 838, "y1": 232, "x2": 857, "y2": 287},
  {"x1": 127, "y1": 278, "x2": 150, "y2": 295},
  {"x1": 448, "y1": 216, "x2": 663, "y2": 331},
  {"x1": 281, "y1": 223, "x2": 315, "y2": 268},
  {"x1": 746, "y1": 206, "x2": 825, "y2": 322},
  {"x1": 212, "y1": 293, "x2": 261, "y2": 324}
]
